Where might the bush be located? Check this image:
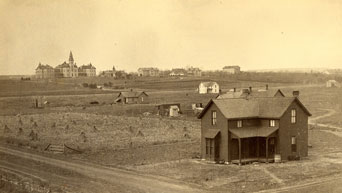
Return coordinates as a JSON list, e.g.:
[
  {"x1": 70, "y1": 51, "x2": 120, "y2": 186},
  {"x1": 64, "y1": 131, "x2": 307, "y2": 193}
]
[
  {"x1": 82, "y1": 83, "x2": 89, "y2": 87},
  {"x1": 89, "y1": 83, "x2": 97, "y2": 89}
]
